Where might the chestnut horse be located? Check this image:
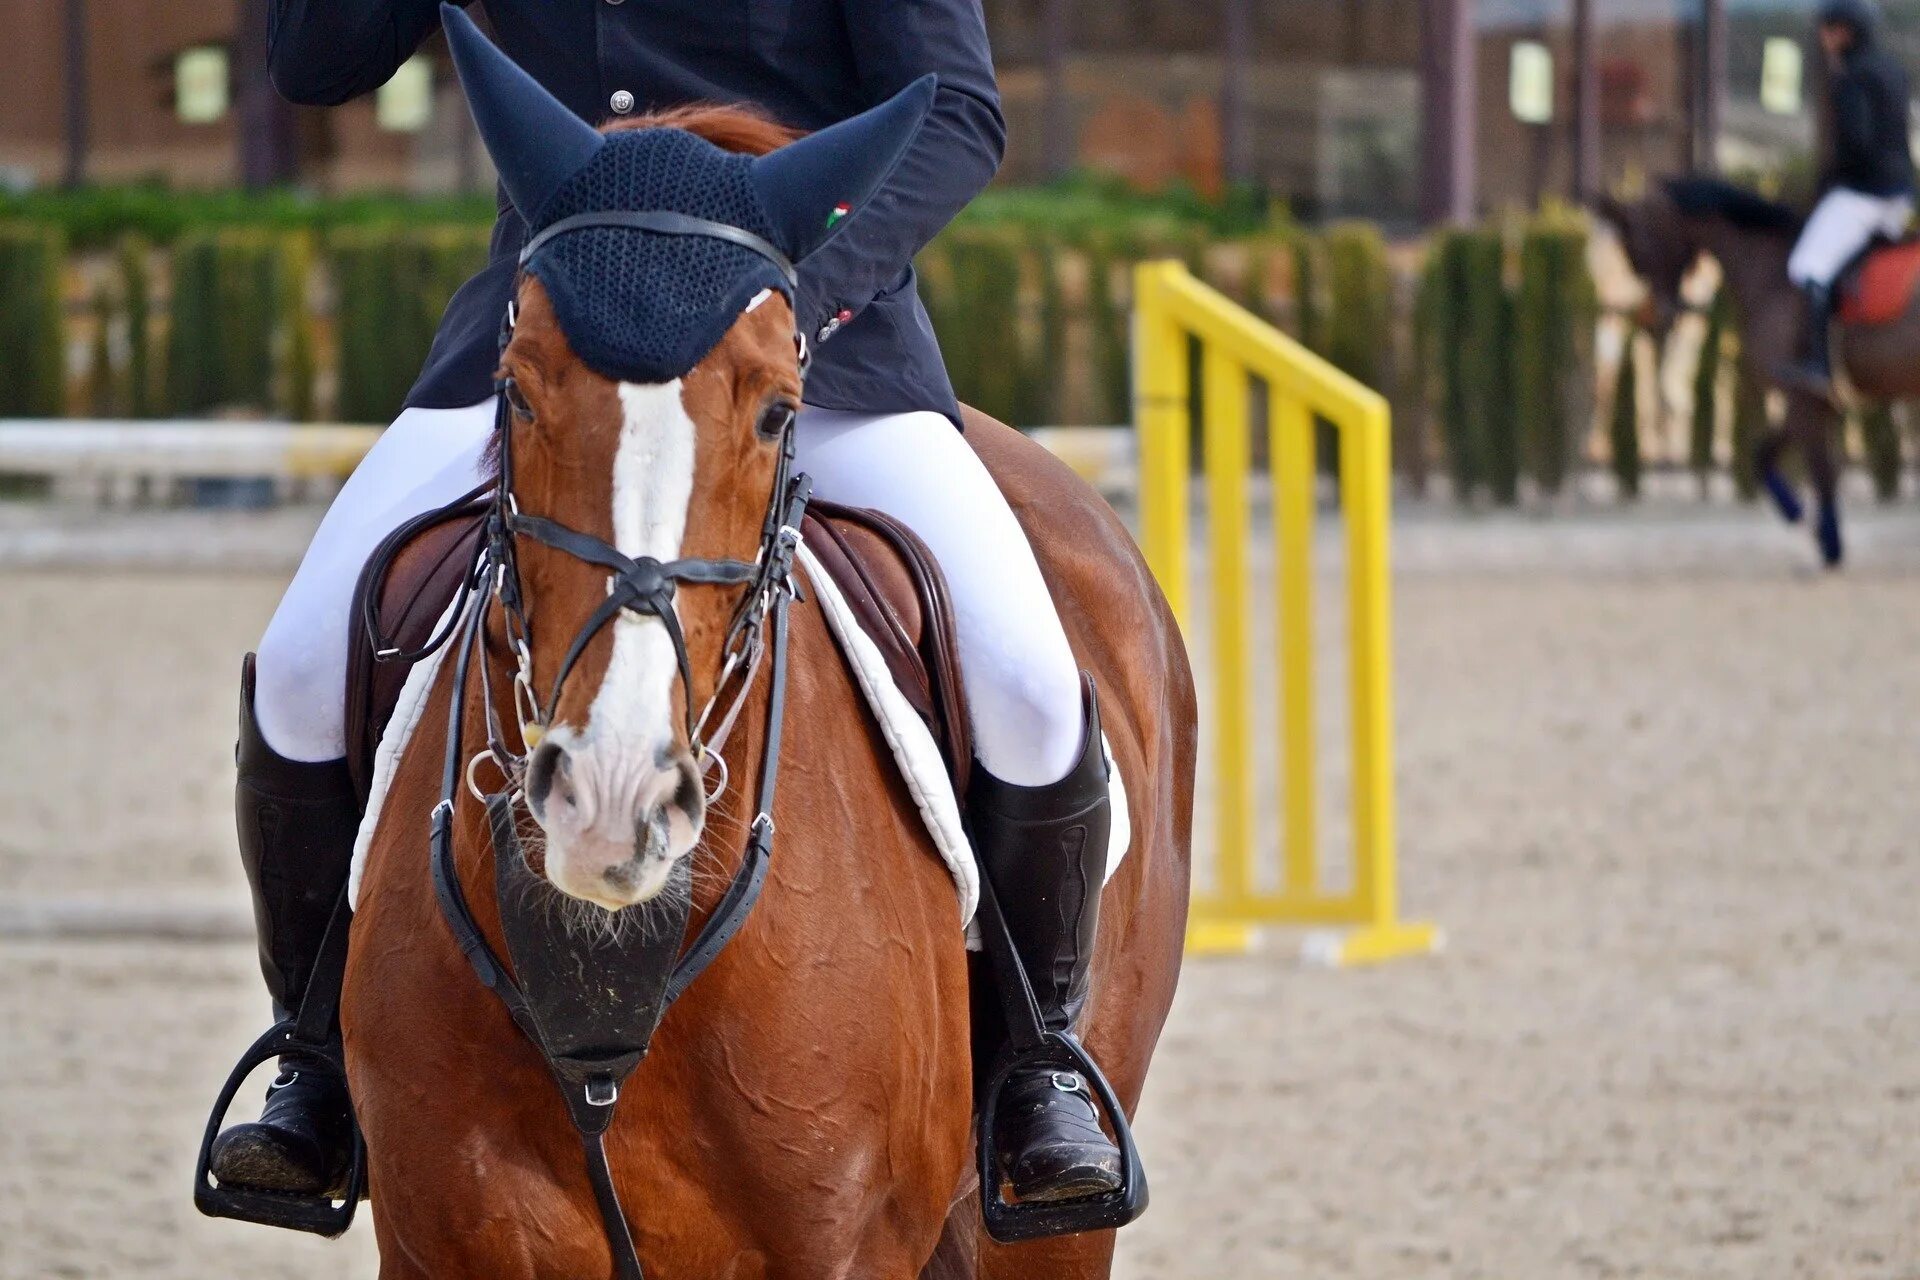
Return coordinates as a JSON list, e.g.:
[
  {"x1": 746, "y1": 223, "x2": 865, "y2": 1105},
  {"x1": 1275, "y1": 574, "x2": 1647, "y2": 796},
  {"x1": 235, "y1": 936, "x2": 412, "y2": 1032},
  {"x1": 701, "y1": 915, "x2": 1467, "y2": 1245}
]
[
  {"x1": 342, "y1": 109, "x2": 1196, "y2": 1279},
  {"x1": 1598, "y1": 177, "x2": 1920, "y2": 566}
]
